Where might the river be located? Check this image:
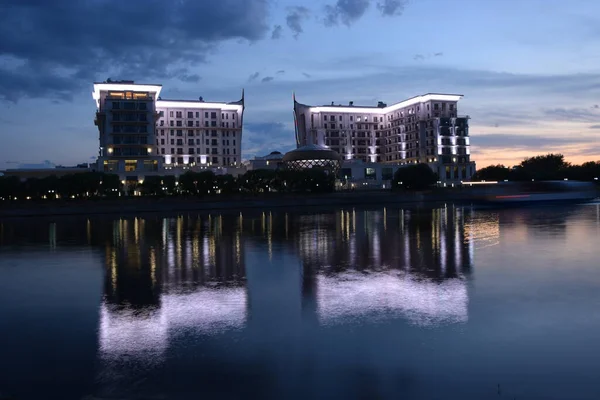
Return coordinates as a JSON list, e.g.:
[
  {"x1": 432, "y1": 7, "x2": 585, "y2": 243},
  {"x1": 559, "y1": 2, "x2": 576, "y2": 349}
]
[{"x1": 1, "y1": 203, "x2": 599, "y2": 399}]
